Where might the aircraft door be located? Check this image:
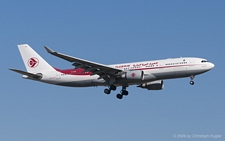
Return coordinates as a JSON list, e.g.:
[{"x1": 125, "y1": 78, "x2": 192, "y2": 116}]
[
  {"x1": 159, "y1": 61, "x2": 164, "y2": 69},
  {"x1": 186, "y1": 59, "x2": 195, "y2": 75},
  {"x1": 189, "y1": 59, "x2": 194, "y2": 64}
]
